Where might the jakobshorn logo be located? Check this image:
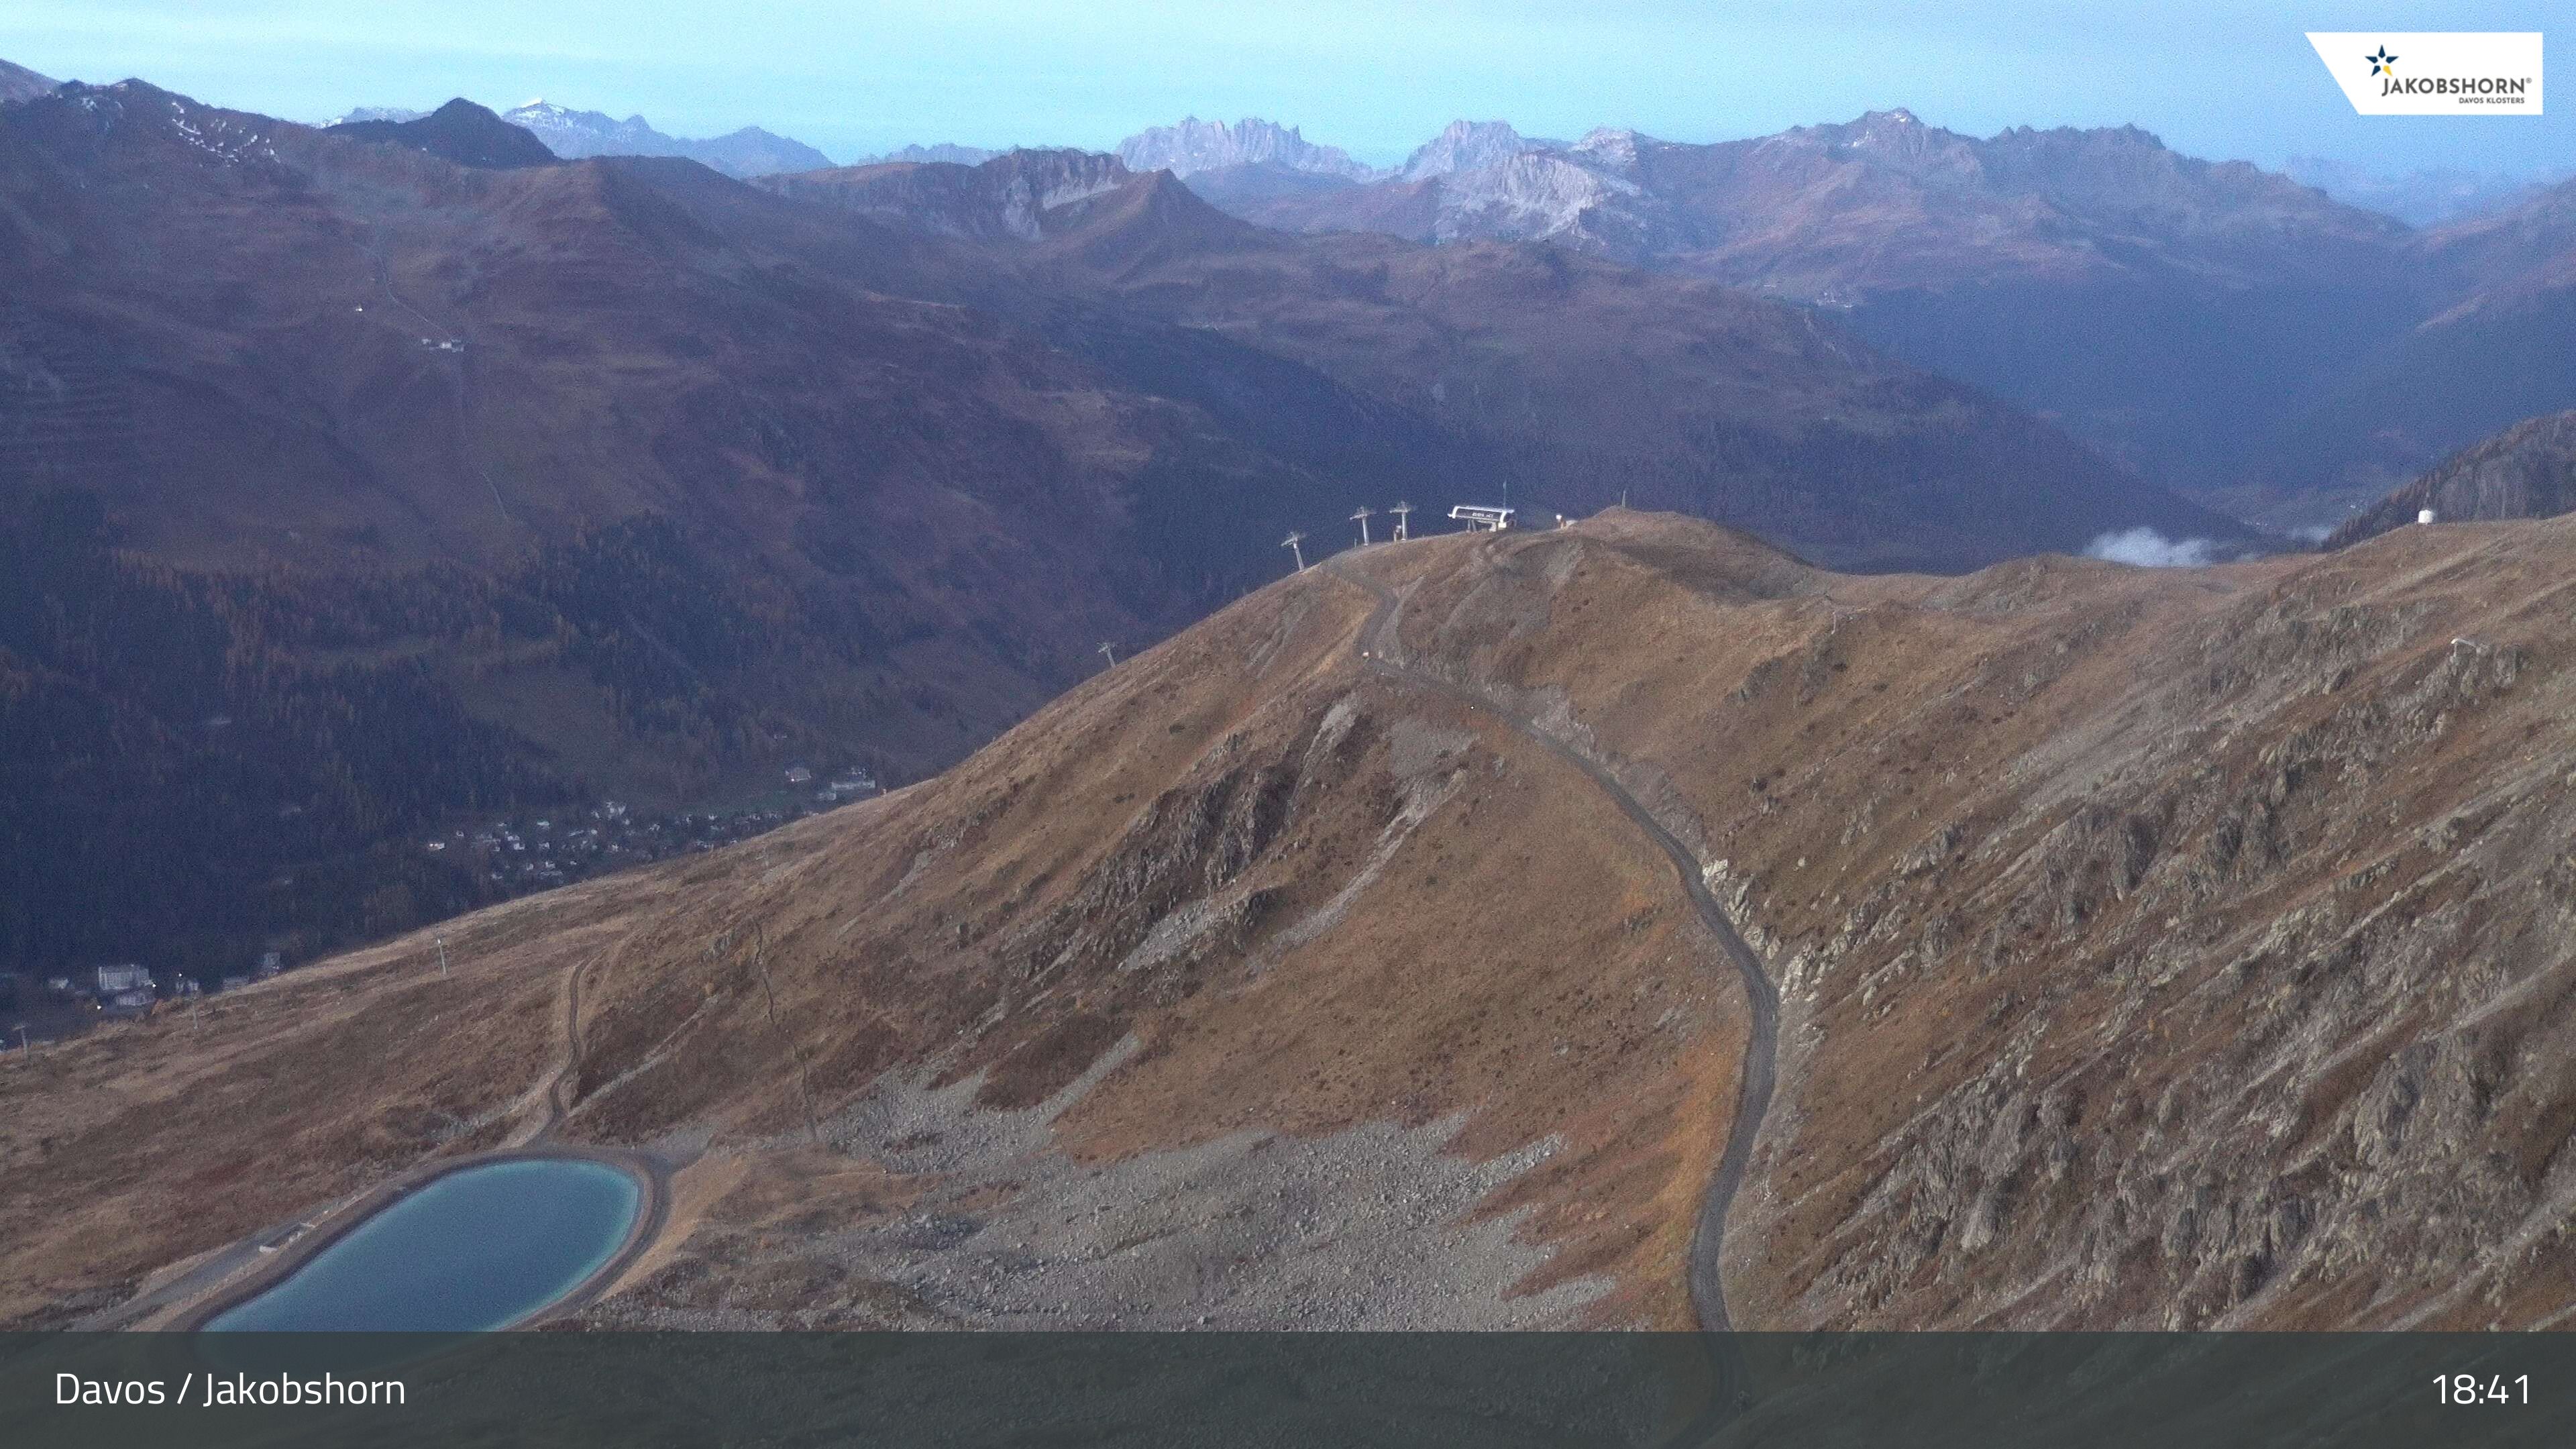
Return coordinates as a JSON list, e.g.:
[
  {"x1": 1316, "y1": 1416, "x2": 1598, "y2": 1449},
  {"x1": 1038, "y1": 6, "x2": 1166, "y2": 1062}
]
[{"x1": 2307, "y1": 33, "x2": 2543, "y2": 114}]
